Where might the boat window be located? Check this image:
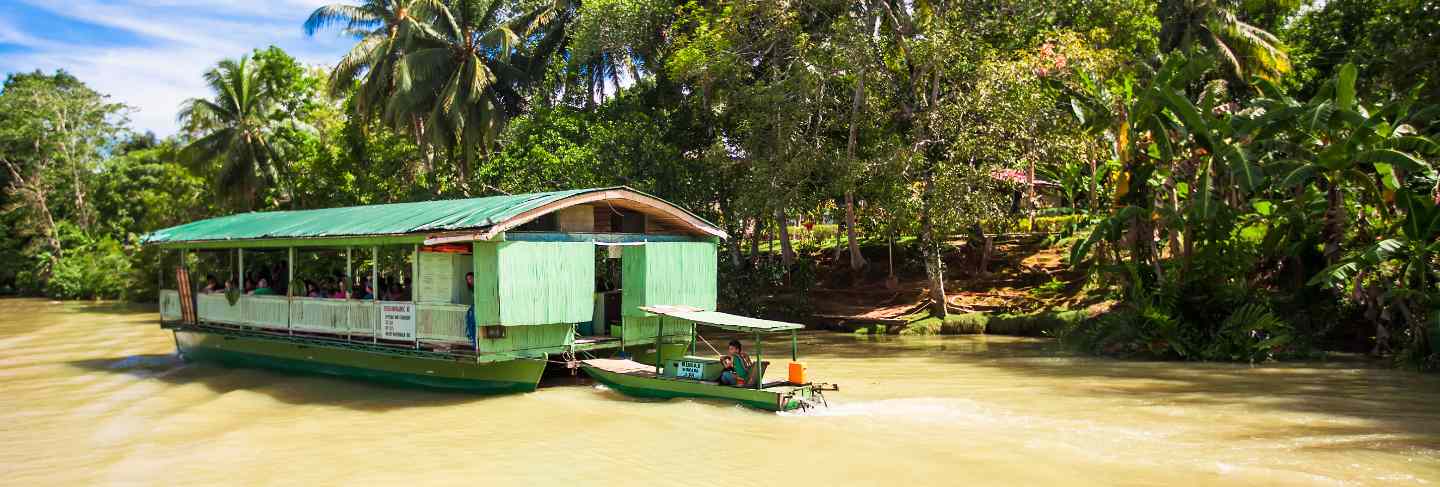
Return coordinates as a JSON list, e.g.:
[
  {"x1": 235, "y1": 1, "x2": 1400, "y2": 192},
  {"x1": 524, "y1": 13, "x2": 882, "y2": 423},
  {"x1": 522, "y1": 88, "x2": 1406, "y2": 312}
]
[
  {"x1": 514, "y1": 213, "x2": 558, "y2": 232},
  {"x1": 292, "y1": 248, "x2": 352, "y2": 299}
]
